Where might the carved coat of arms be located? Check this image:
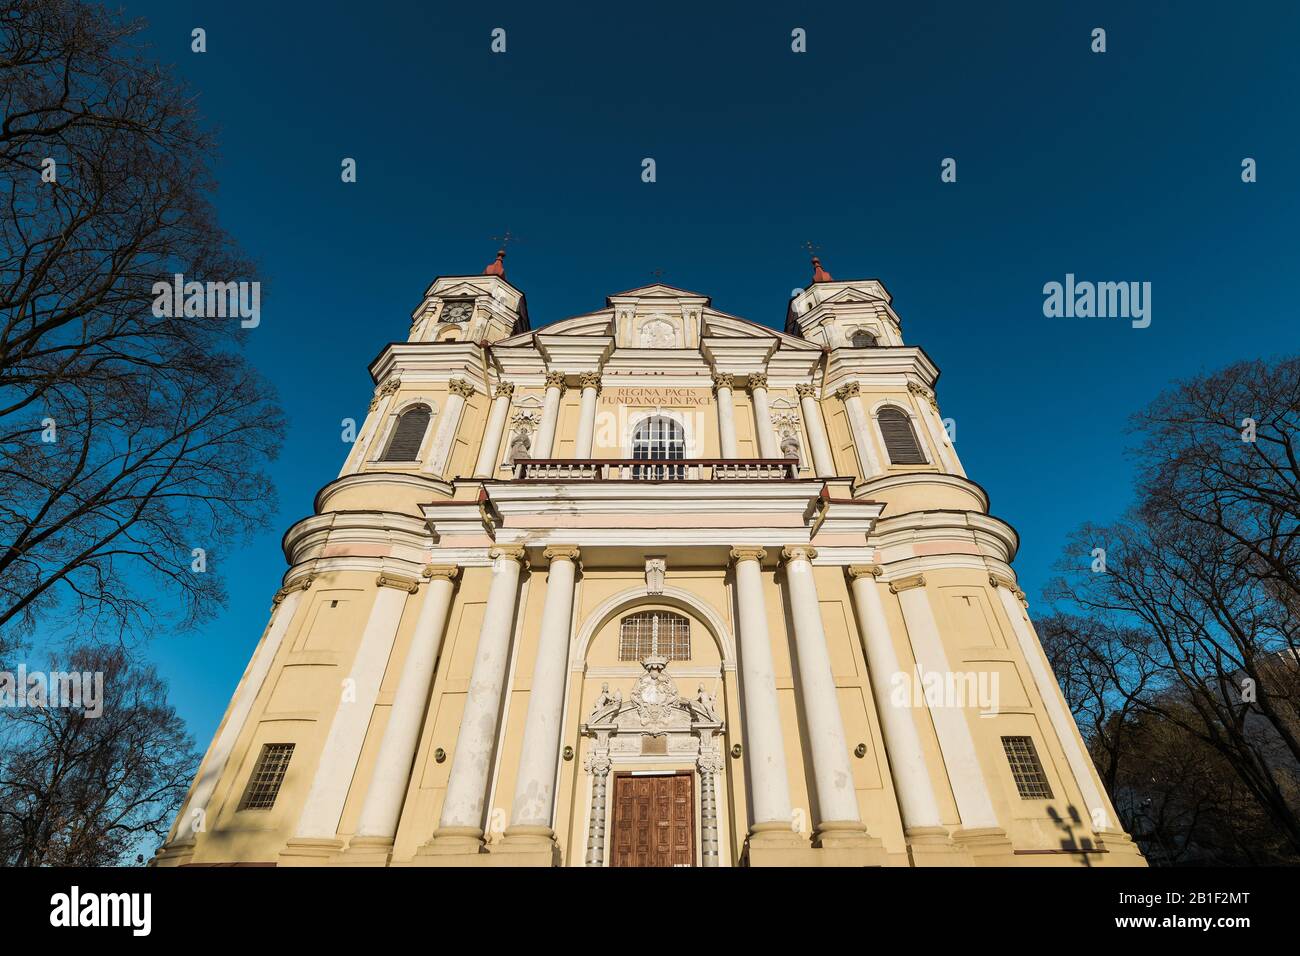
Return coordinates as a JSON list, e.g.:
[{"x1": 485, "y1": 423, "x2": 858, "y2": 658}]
[{"x1": 630, "y1": 656, "x2": 679, "y2": 731}]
